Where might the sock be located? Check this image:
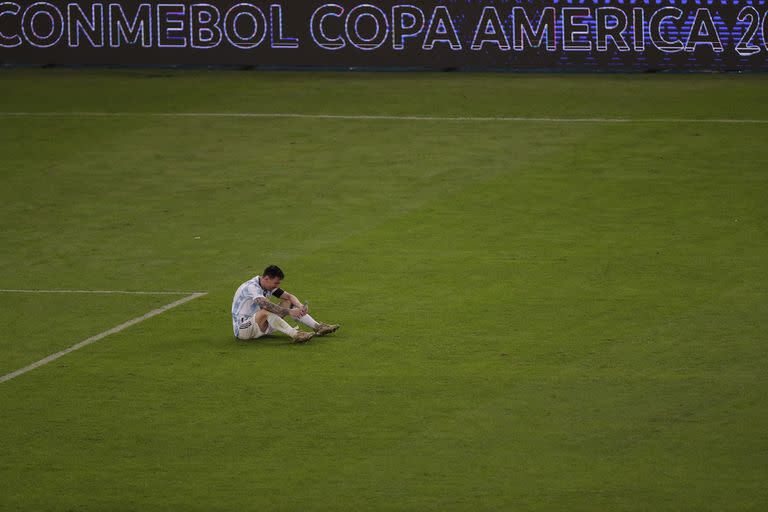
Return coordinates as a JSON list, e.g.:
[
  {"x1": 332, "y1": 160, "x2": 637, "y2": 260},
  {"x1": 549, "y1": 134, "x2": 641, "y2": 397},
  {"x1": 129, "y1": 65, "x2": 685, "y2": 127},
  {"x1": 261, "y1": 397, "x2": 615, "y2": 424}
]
[
  {"x1": 266, "y1": 313, "x2": 298, "y2": 337},
  {"x1": 298, "y1": 313, "x2": 320, "y2": 330}
]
